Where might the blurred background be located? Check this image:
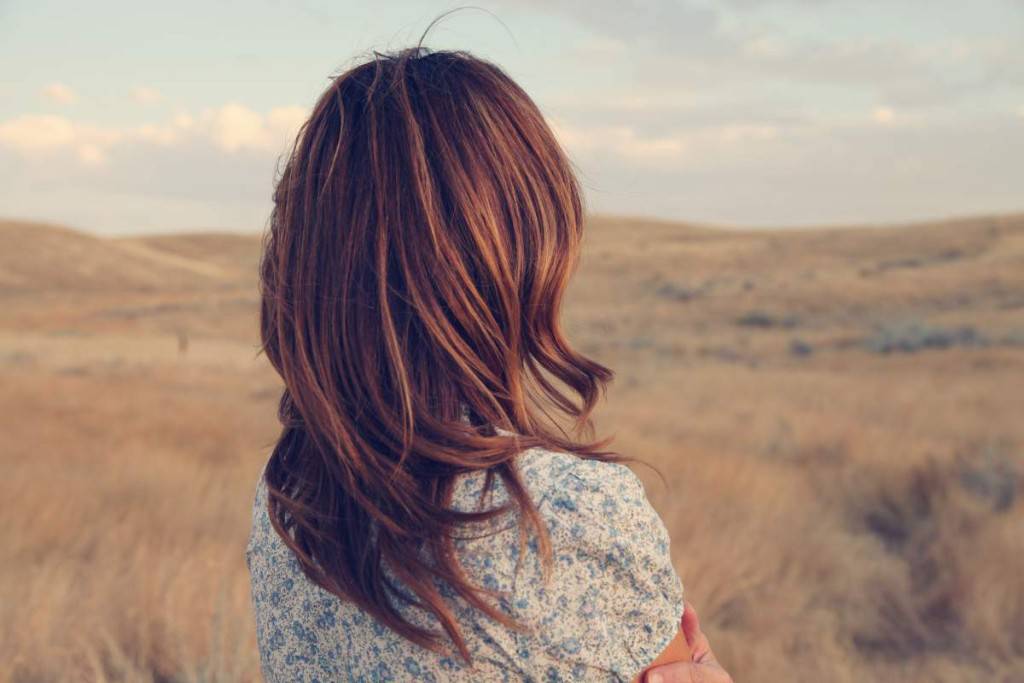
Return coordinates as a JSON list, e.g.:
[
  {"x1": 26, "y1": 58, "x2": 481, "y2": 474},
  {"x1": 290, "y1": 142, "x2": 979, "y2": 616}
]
[{"x1": 1, "y1": 2, "x2": 1022, "y2": 682}]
